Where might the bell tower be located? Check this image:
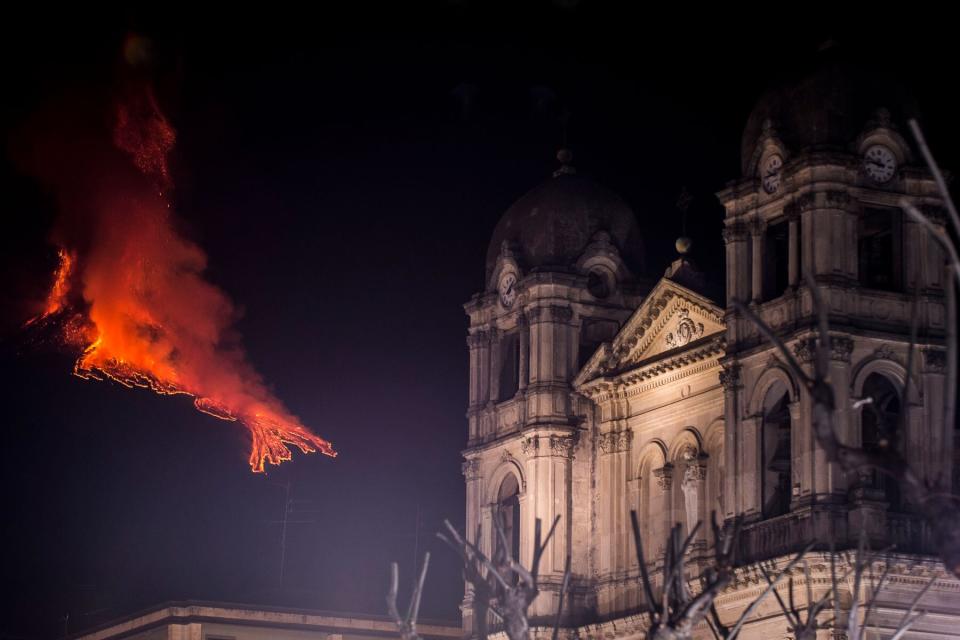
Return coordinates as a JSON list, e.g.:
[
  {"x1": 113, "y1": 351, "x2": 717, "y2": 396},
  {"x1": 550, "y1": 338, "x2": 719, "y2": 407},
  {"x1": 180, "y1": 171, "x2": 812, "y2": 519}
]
[
  {"x1": 461, "y1": 151, "x2": 646, "y2": 630},
  {"x1": 717, "y1": 60, "x2": 951, "y2": 557}
]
